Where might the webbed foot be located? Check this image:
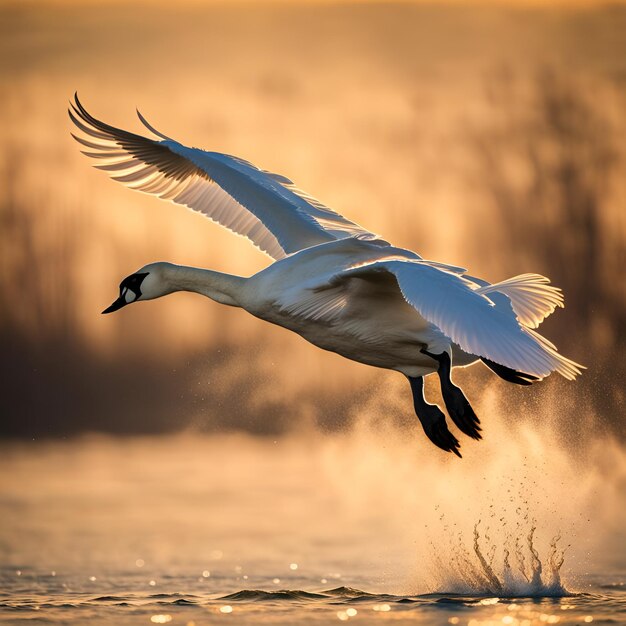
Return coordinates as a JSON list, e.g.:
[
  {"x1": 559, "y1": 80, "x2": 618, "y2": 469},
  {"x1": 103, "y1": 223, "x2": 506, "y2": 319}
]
[
  {"x1": 420, "y1": 348, "x2": 482, "y2": 441},
  {"x1": 420, "y1": 404, "x2": 462, "y2": 457},
  {"x1": 442, "y1": 384, "x2": 482, "y2": 440},
  {"x1": 408, "y1": 375, "x2": 462, "y2": 457}
]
